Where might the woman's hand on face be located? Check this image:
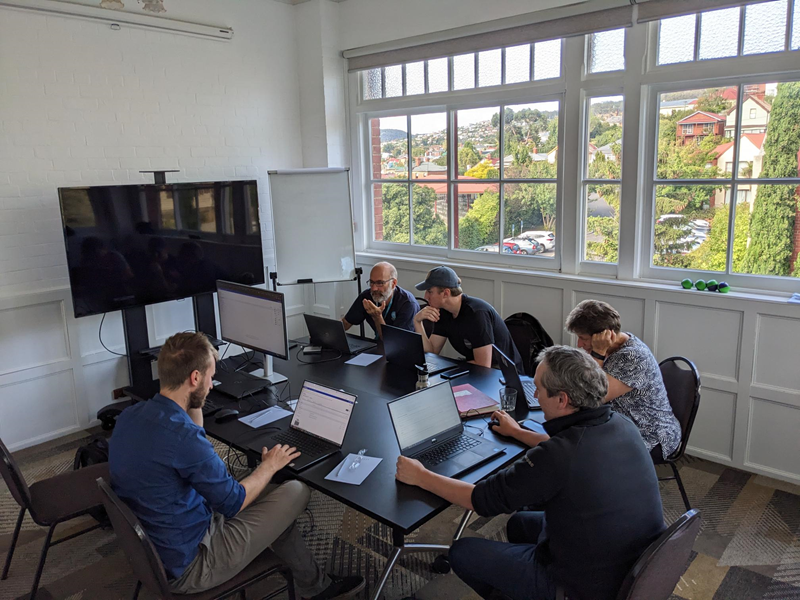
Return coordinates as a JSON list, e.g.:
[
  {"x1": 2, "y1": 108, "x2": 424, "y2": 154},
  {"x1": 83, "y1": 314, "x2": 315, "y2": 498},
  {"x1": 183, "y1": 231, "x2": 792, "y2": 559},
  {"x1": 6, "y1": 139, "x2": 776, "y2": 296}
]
[{"x1": 591, "y1": 330, "x2": 614, "y2": 356}]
